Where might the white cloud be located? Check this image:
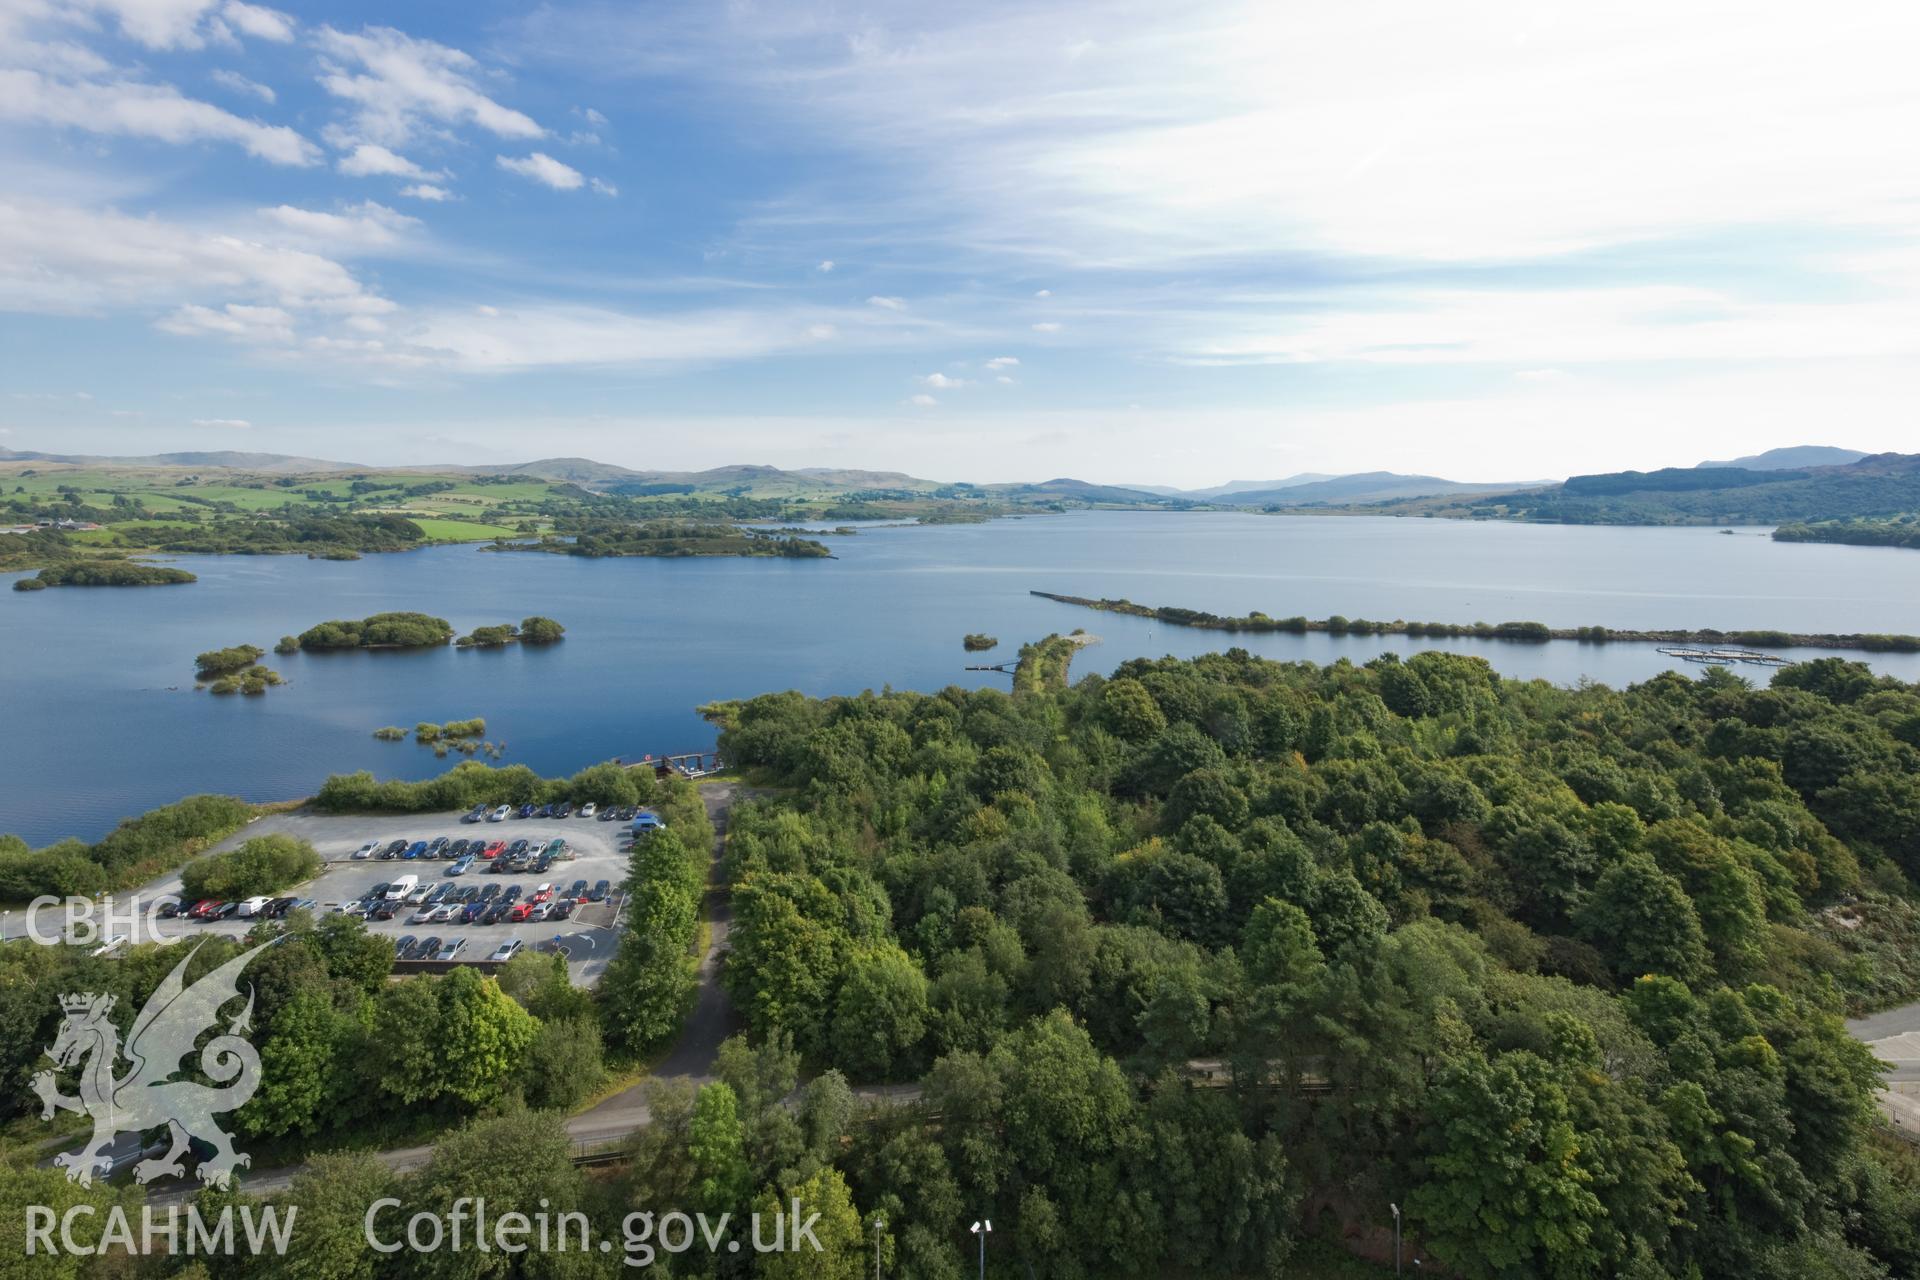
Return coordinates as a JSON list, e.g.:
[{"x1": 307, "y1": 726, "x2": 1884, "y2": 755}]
[
  {"x1": 192, "y1": 416, "x2": 253, "y2": 428},
  {"x1": 996, "y1": 375, "x2": 1014, "y2": 384},
  {"x1": 210, "y1": 68, "x2": 274, "y2": 103},
  {"x1": 0, "y1": 68, "x2": 318, "y2": 165},
  {"x1": 984, "y1": 355, "x2": 1019, "y2": 369},
  {"x1": 1031, "y1": 321, "x2": 1062, "y2": 333},
  {"x1": 1033, "y1": 289, "x2": 1052, "y2": 298},
  {"x1": 589, "y1": 176, "x2": 618, "y2": 197},
  {"x1": 497, "y1": 152, "x2": 583, "y2": 190},
  {"x1": 867, "y1": 295, "x2": 905, "y2": 310},
  {"x1": 909, "y1": 393, "x2": 937, "y2": 407},
  {"x1": 0, "y1": 198, "x2": 394, "y2": 356},
  {"x1": 315, "y1": 25, "x2": 543, "y2": 148},
  {"x1": 1172, "y1": 284, "x2": 1920, "y2": 367},
  {"x1": 220, "y1": 2, "x2": 292, "y2": 42},
  {"x1": 336, "y1": 142, "x2": 439, "y2": 179},
  {"x1": 580, "y1": 106, "x2": 607, "y2": 127},
  {"x1": 816, "y1": 260, "x2": 835, "y2": 273},
  {"x1": 259, "y1": 201, "x2": 419, "y2": 250},
  {"x1": 161, "y1": 304, "x2": 294, "y2": 342},
  {"x1": 919, "y1": 372, "x2": 967, "y2": 389},
  {"x1": 398, "y1": 182, "x2": 452, "y2": 202}
]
